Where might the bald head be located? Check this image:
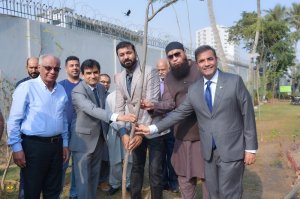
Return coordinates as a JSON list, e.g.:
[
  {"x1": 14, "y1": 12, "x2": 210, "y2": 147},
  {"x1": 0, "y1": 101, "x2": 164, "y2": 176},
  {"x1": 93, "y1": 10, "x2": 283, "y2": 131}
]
[
  {"x1": 26, "y1": 57, "x2": 39, "y2": 78},
  {"x1": 156, "y1": 58, "x2": 170, "y2": 80}
]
